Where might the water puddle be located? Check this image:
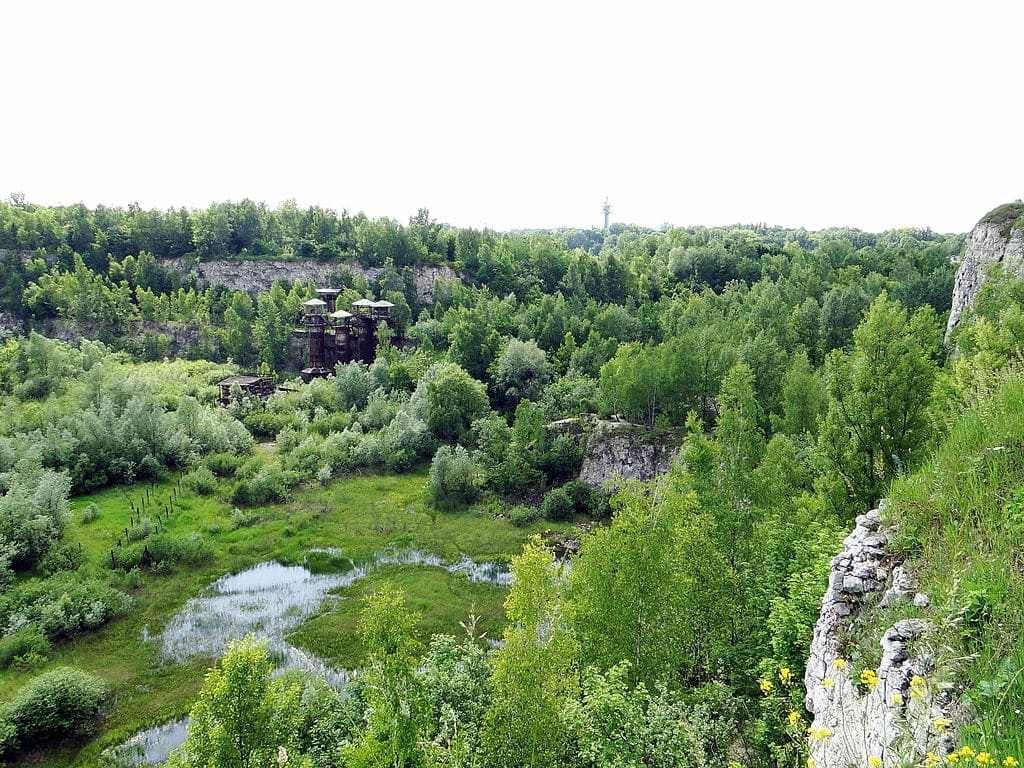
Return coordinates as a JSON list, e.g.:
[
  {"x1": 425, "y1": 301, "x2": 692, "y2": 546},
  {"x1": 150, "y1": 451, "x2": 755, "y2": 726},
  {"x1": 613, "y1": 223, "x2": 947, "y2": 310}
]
[
  {"x1": 117, "y1": 547, "x2": 509, "y2": 765},
  {"x1": 105, "y1": 719, "x2": 188, "y2": 767}
]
